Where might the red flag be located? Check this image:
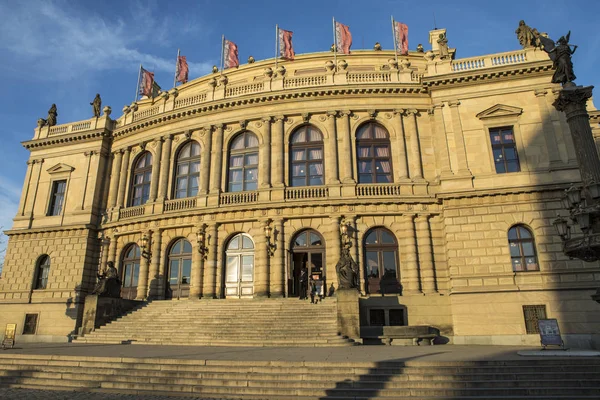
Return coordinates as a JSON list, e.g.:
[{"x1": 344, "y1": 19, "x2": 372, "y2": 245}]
[
  {"x1": 223, "y1": 39, "x2": 239, "y2": 69},
  {"x1": 279, "y1": 28, "x2": 295, "y2": 60},
  {"x1": 139, "y1": 67, "x2": 154, "y2": 97},
  {"x1": 176, "y1": 55, "x2": 189, "y2": 84},
  {"x1": 335, "y1": 21, "x2": 352, "y2": 54},
  {"x1": 394, "y1": 21, "x2": 409, "y2": 56}
]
